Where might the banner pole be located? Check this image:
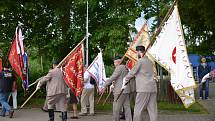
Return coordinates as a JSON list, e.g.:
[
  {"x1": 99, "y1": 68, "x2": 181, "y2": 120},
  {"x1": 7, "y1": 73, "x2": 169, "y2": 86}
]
[
  {"x1": 57, "y1": 37, "x2": 86, "y2": 68},
  {"x1": 20, "y1": 89, "x2": 38, "y2": 109}
]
